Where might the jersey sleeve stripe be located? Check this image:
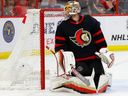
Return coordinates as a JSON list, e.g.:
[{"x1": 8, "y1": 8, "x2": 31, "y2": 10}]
[
  {"x1": 55, "y1": 44, "x2": 64, "y2": 47},
  {"x1": 93, "y1": 29, "x2": 102, "y2": 37},
  {"x1": 94, "y1": 38, "x2": 105, "y2": 44},
  {"x1": 55, "y1": 36, "x2": 66, "y2": 41}
]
